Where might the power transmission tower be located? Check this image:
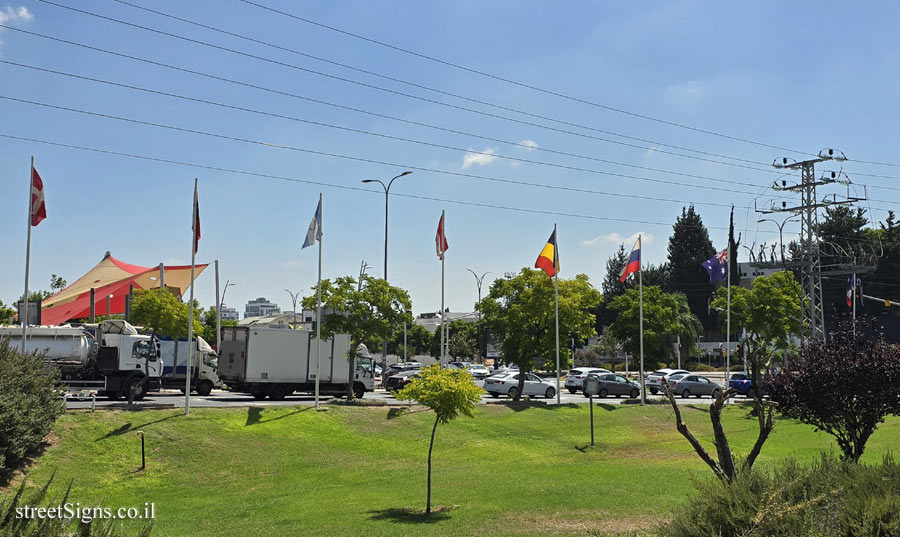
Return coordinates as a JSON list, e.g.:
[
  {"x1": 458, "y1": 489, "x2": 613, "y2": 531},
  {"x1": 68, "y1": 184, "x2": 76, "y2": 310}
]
[{"x1": 759, "y1": 148, "x2": 866, "y2": 342}]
